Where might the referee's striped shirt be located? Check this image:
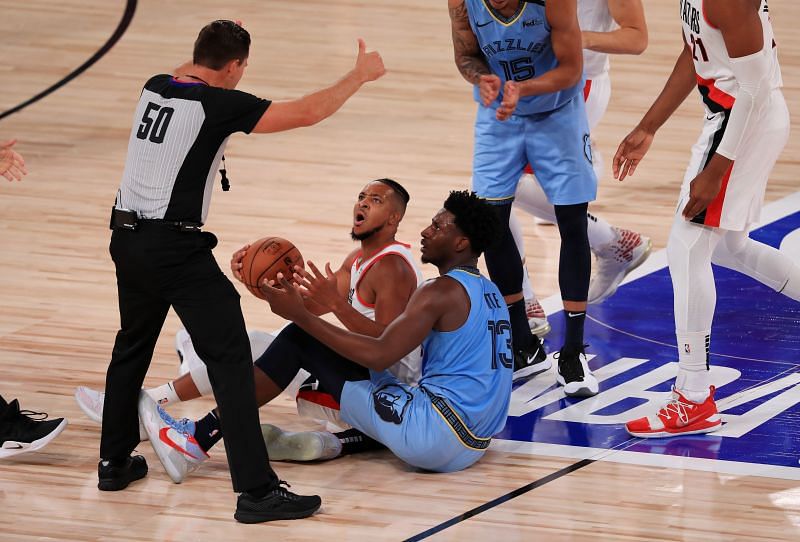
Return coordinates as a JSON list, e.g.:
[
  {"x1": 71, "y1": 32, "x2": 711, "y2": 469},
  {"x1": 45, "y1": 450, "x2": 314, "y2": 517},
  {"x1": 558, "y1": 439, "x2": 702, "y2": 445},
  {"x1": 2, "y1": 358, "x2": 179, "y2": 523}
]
[{"x1": 117, "y1": 75, "x2": 270, "y2": 224}]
